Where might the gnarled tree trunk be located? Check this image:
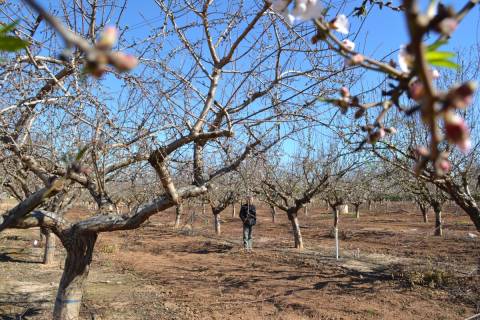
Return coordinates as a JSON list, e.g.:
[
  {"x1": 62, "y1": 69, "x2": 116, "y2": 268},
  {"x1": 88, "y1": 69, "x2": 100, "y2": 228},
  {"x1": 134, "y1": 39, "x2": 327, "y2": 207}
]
[
  {"x1": 438, "y1": 180, "x2": 480, "y2": 231},
  {"x1": 288, "y1": 211, "x2": 303, "y2": 249},
  {"x1": 41, "y1": 227, "x2": 56, "y2": 265},
  {"x1": 53, "y1": 233, "x2": 97, "y2": 320}
]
